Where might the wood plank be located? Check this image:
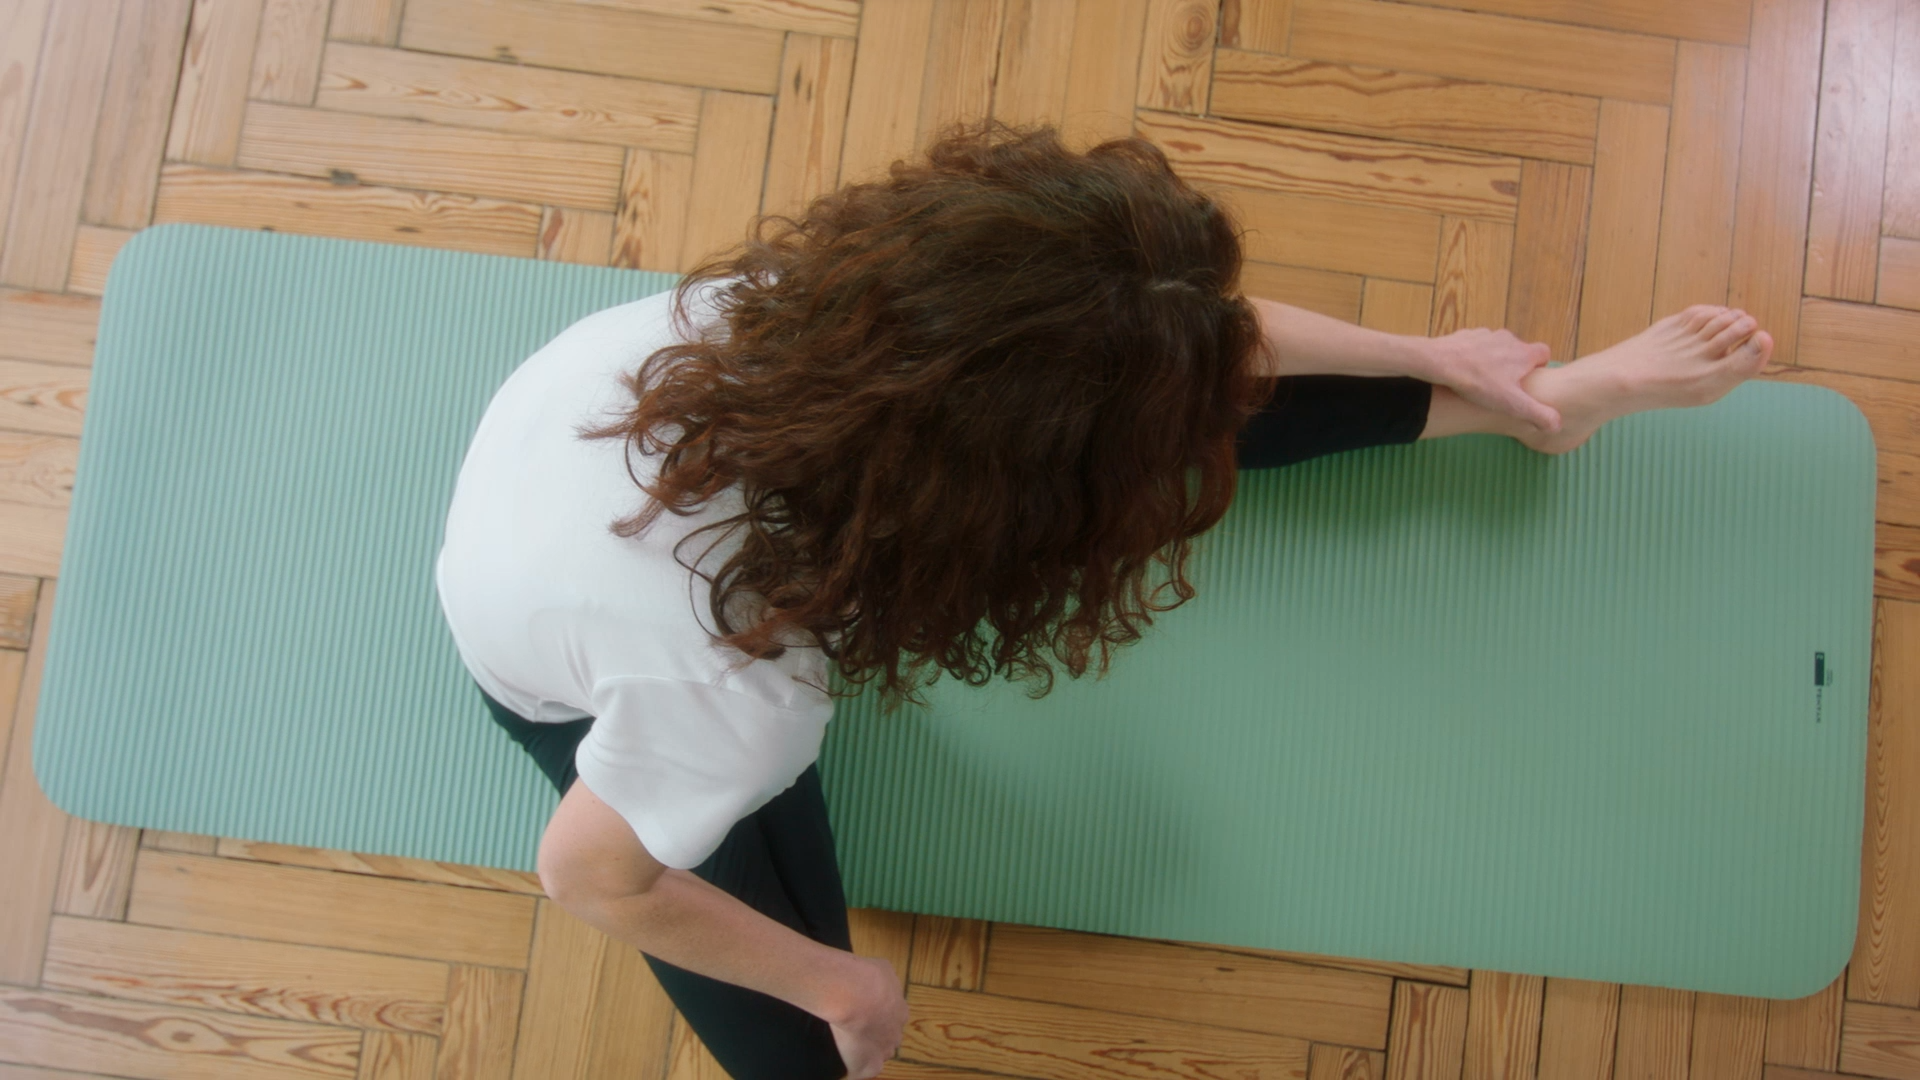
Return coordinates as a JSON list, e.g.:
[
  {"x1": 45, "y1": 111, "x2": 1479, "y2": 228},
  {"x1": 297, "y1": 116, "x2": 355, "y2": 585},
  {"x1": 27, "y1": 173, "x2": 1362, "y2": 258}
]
[
  {"x1": 1361, "y1": 279, "x2": 1435, "y2": 336},
  {"x1": 1059, "y1": 0, "x2": 1149, "y2": 149},
  {"x1": 1689, "y1": 993, "x2": 1769, "y2": 1080},
  {"x1": 1289, "y1": 0, "x2": 1676, "y2": 106},
  {"x1": 0, "y1": 575, "x2": 37, "y2": 650},
  {"x1": 67, "y1": 225, "x2": 135, "y2": 295},
  {"x1": 1847, "y1": 596, "x2": 1920, "y2": 1005},
  {"x1": 582, "y1": 934, "x2": 675, "y2": 1080},
  {"x1": 1879, "y1": 522, "x2": 1920, "y2": 601},
  {"x1": 614, "y1": 149, "x2": 694, "y2": 272},
  {"x1": 0, "y1": 0, "x2": 54, "y2": 260},
  {"x1": 327, "y1": 0, "x2": 401, "y2": 44},
  {"x1": 0, "y1": 502, "x2": 67, "y2": 577},
  {"x1": 849, "y1": 907, "x2": 916, "y2": 996},
  {"x1": 1804, "y1": 0, "x2": 1897, "y2": 302},
  {"x1": 398, "y1": 0, "x2": 784, "y2": 95},
  {"x1": 1762, "y1": 1068, "x2": 1853, "y2": 1080},
  {"x1": 1384, "y1": 981, "x2": 1468, "y2": 1080},
  {"x1": 981, "y1": 922, "x2": 1392, "y2": 1049},
  {"x1": 315, "y1": 42, "x2": 700, "y2": 152},
  {"x1": 52, "y1": 819, "x2": 140, "y2": 920},
  {"x1": 0, "y1": 0, "x2": 118, "y2": 291},
  {"x1": 907, "y1": 915, "x2": 988, "y2": 990},
  {"x1": 763, "y1": 33, "x2": 856, "y2": 221},
  {"x1": 1535, "y1": 978, "x2": 1618, "y2": 1080},
  {"x1": 1313, "y1": 1044, "x2": 1387, "y2": 1079},
  {"x1": 0, "y1": 289, "x2": 98, "y2": 367},
  {"x1": 154, "y1": 164, "x2": 544, "y2": 257},
  {"x1": 1462, "y1": 971, "x2": 1542, "y2": 1079},
  {"x1": 1651, "y1": 43, "x2": 1746, "y2": 316},
  {"x1": 1243, "y1": 262, "x2": 1364, "y2": 322},
  {"x1": 1766, "y1": 972, "x2": 1843, "y2": 1060},
  {"x1": 1136, "y1": 110, "x2": 1522, "y2": 221},
  {"x1": 0, "y1": 592, "x2": 50, "y2": 982},
  {"x1": 0, "y1": 360, "x2": 87, "y2": 439},
  {"x1": 214, "y1": 836, "x2": 544, "y2": 894},
  {"x1": 1726, "y1": 0, "x2": 1826, "y2": 367},
  {"x1": 235, "y1": 101, "x2": 626, "y2": 211},
  {"x1": 1885, "y1": 0, "x2": 1920, "y2": 239},
  {"x1": 571, "y1": 0, "x2": 858, "y2": 37},
  {"x1": 1136, "y1": 0, "x2": 1216, "y2": 114},
  {"x1": 361, "y1": 1031, "x2": 437, "y2": 1080},
  {"x1": 168, "y1": 0, "x2": 268, "y2": 165},
  {"x1": 838, "y1": 0, "x2": 935, "y2": 183},
  {"x1": 991, "y1": 0, "x2": 1078, "y2": 128},
  {"x1": 1838, "y1": 999, "x2": 1920, "y2": 1077},
  {"x1": 902, "y1": 982, "x2": 1314, "y2": 1076},
  {"x1": 513, "y1": 899, "x2": 609, "y2": 1080},
  {"x1": 1614, "y1": 986, "x2": 1694, "y2": 1080},
  {"x1": 1796, "y1": 297, "x2": 1920, "y2": 382},
  {"x1": 916, "y1": 0, "x2": 1007, "y2": 144},
  {"x1": 1210, "y1": 52, "x2": 1598, "y2": 166},
  {"x1": 42, "y1": 915, "x2": 448, "y2": 1032},
  {"x1": 439, "y1": 966, "x2": 525, "y2": 1080},
  {"x1": 1881, "y1": 236, "x2": 1920, "y2": 310},
  {"x1": 1220, "y1": 0, "x2": 1293, "y2": 52},
  {"x1": 125, "y1": 849, "x2": 538, "y2": 968},
  {"x1": 143, "y1": 830, "x2": 220, "y2": 854},
  {"x1": 249, "y1": 0, "x2": 328, "y2": 104},
  {"x1": 1390, "y1": 0, "x2": 1751, "y2": 45},
  {"x1": 1430, "y1": 216, "x2": 1513, "y2": 334},
  {"x1": 1761, "y1": 365, "x2": 1920, "y2": 459},
  {"x1": 537, "y1": 207, "x2": 615, "y2": 265},
  {"x1": 664, "y1": 1012, "x2": 727, "y2": 1079},
  {"x1": 81, "y1": 0, "x2": 193, "y2": 229},
  {"x1": 1165, "y1": 940, "x2": 1470, "y2": 987},
  {"x1": 1205, "y1": 183, "x2": 1443, "y2": 282},
  {"x1": 1884, "y1": 457, "x2": 1920, "y2": 528},
  {"x1": 1575, "y1": 100, "x2": 1668, "y2": 354},
  {"x1": 0, "y1": 432, "x2": 75, "y2": 508},
  {"x1": 681, "y1": 90, "x2": 775, "y2": 268},
  {"x1": 0, "y1": 983, "x2": 360, "y2": 1080},
  {"x1": 1507, "y1": 160, "x2": 1590, "y2": 364}
]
